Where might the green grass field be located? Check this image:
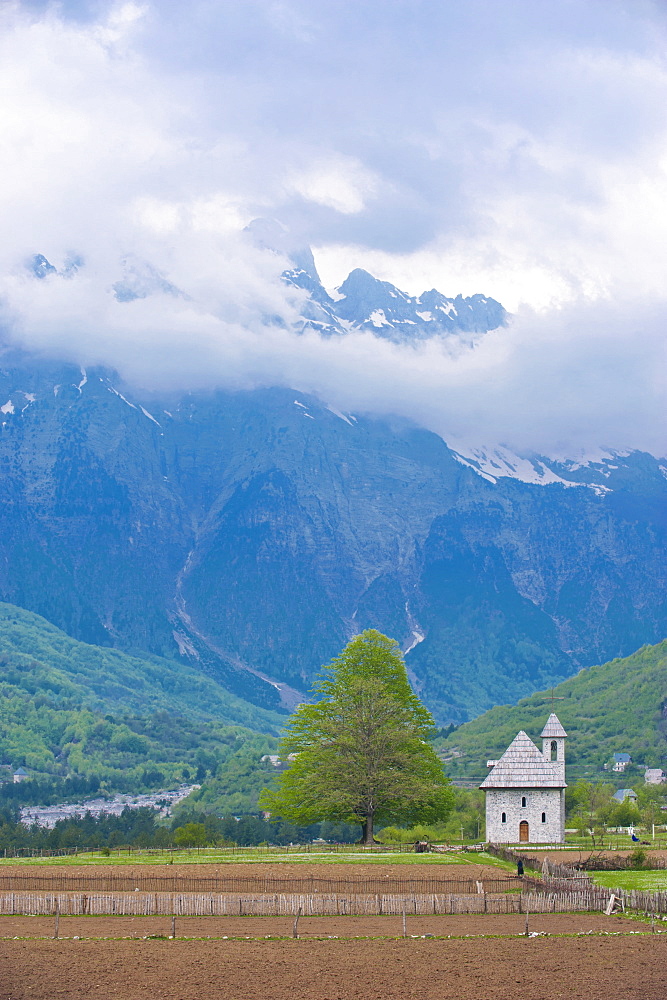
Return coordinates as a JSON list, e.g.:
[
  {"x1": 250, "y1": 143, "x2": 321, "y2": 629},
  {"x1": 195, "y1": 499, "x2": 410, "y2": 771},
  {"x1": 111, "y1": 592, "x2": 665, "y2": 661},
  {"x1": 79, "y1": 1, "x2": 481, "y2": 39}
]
[
  {"x1": 0, "y1": 847, "x2": 514, "y2": 869},
  {"x1": 589, "y1": 869, "x2": 667, "y2": 892}
]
